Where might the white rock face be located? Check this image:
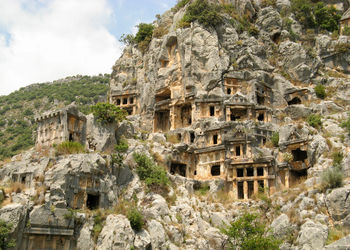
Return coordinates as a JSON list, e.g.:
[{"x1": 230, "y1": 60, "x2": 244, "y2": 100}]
[
  {"x1": 96, "y1": 215, "x2": 135, "y2": 250},
  {"x1": 296, "y1": 219, "x2": 328, "y2": 249}
]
